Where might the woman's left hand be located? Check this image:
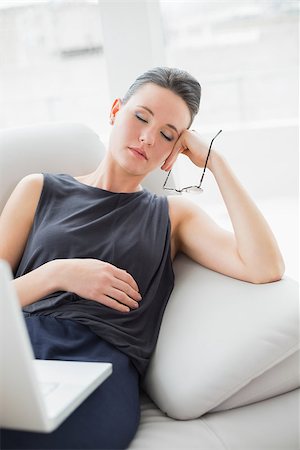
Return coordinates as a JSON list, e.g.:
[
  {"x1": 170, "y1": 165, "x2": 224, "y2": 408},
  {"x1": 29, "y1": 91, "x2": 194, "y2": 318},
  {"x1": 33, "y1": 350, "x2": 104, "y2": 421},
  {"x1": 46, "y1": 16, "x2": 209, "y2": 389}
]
[{"x1": 161, "y1": 129, "x2": 214, "y2": 172}]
